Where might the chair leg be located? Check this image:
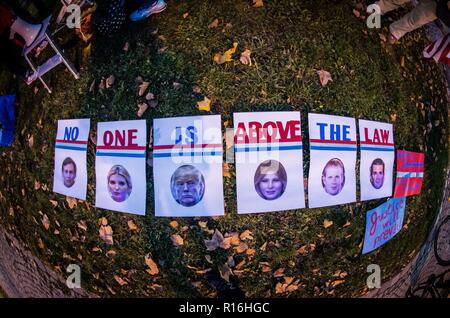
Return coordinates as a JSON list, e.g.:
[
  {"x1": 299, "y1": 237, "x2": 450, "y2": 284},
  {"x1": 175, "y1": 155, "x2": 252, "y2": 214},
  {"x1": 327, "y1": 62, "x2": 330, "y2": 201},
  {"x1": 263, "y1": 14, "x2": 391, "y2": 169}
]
[
  {"x1": 23, "y1": 53, "x2": 52, "y2": 94},
  {"x1": 45, "y1": 32, "x2": 80, "y2": 80}
]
